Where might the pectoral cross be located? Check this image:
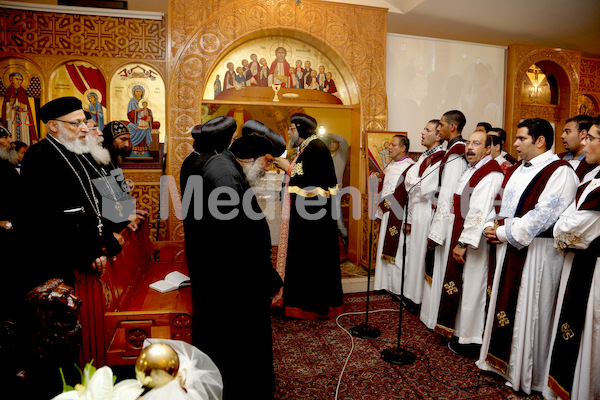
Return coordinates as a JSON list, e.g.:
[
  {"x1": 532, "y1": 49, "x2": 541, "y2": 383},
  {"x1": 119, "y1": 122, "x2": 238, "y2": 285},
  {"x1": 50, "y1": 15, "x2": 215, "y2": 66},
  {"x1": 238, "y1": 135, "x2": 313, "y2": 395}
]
[{"x1": 97, "y1": 219, "x2": 104, "y2": 235}]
